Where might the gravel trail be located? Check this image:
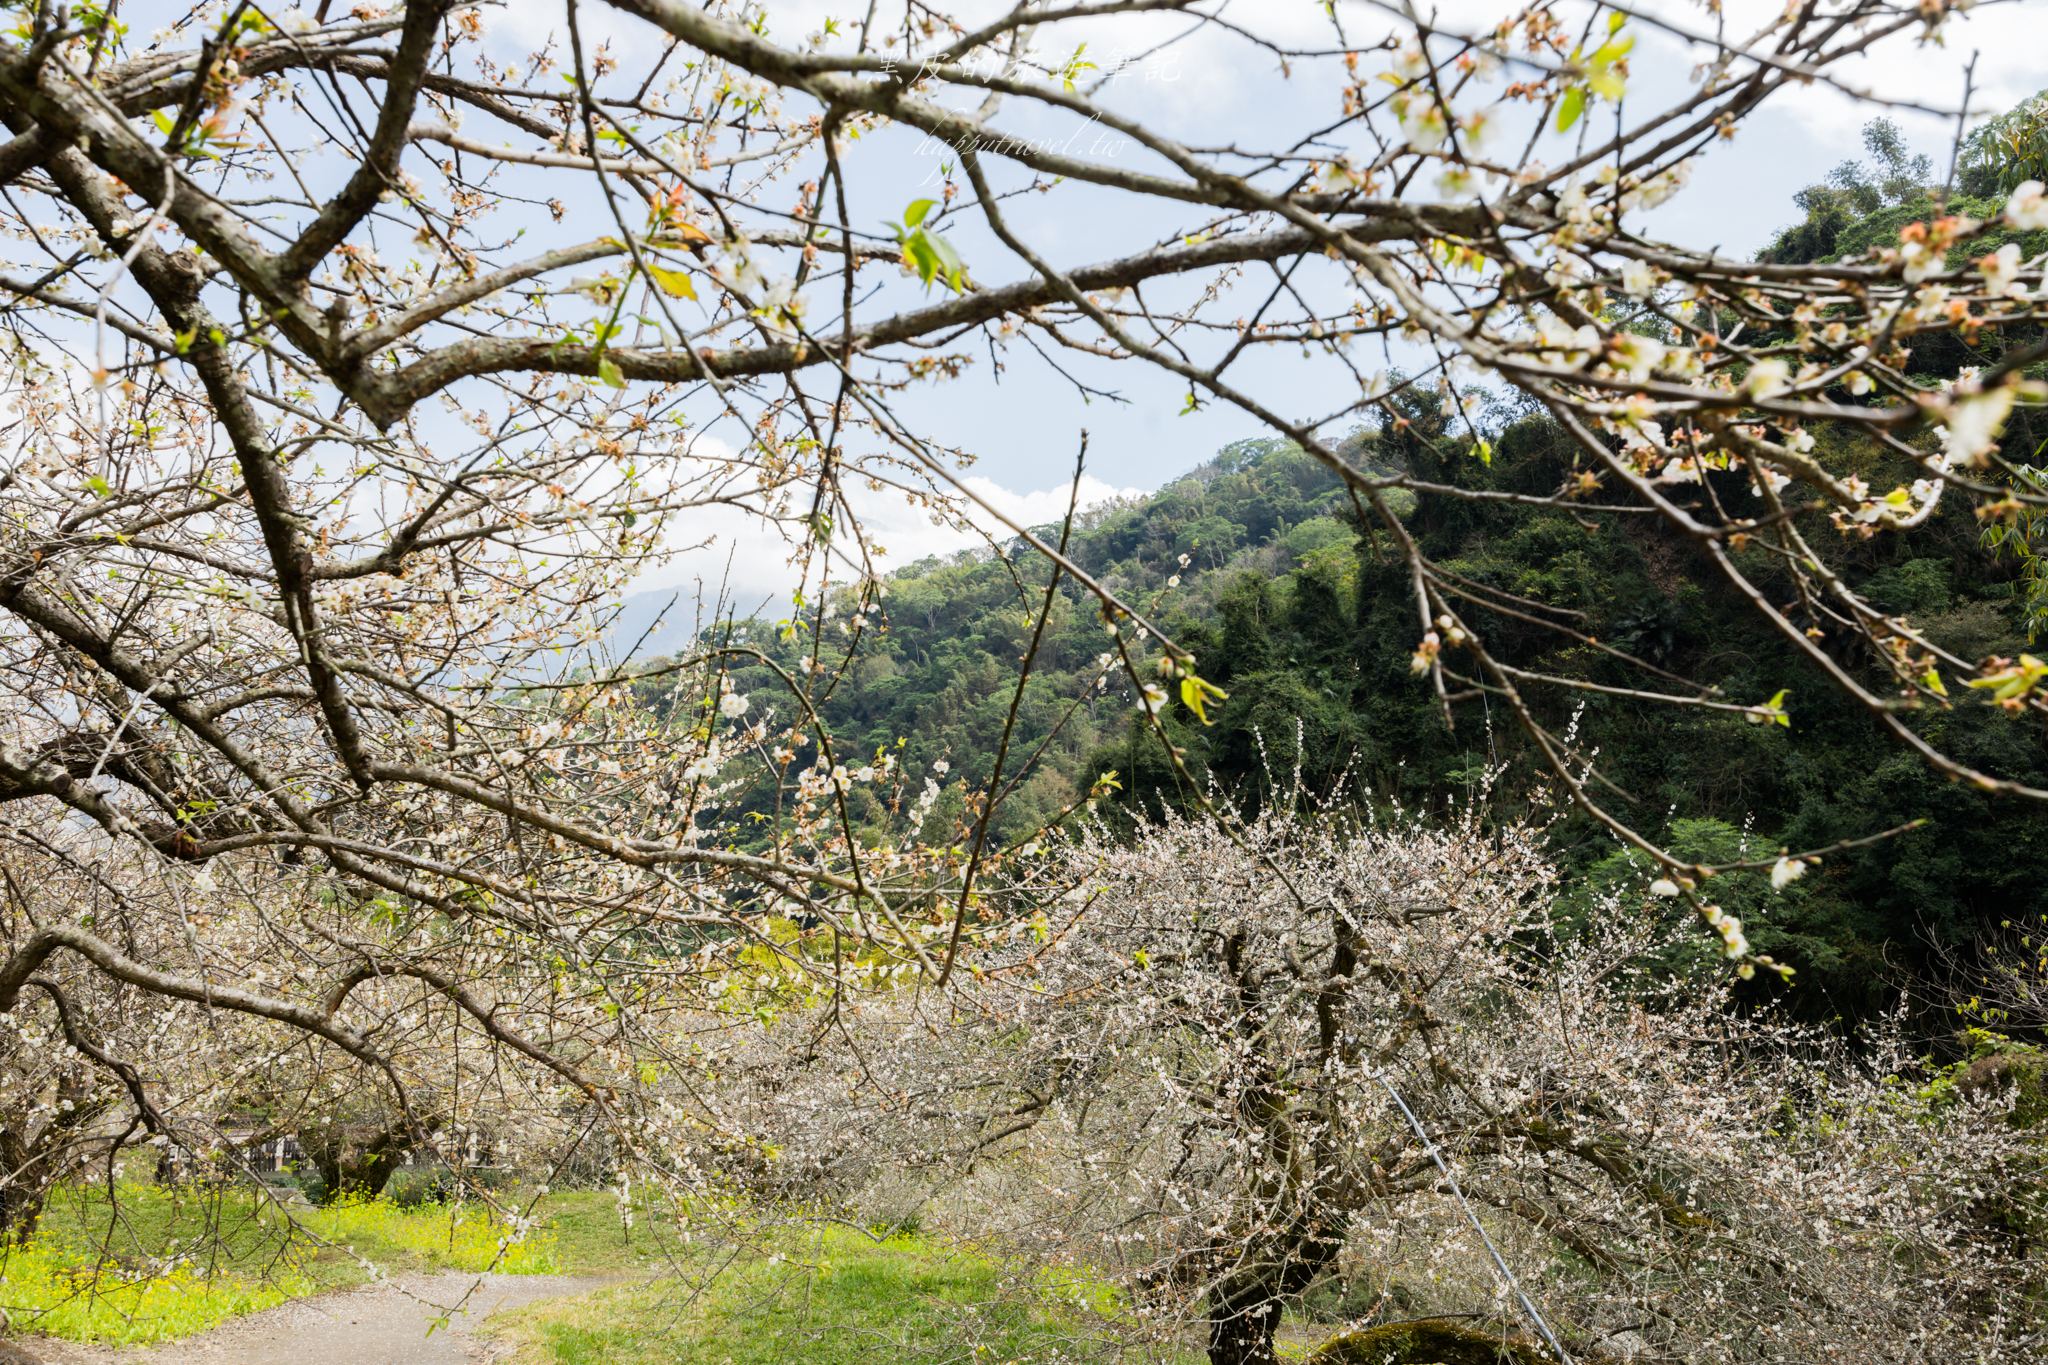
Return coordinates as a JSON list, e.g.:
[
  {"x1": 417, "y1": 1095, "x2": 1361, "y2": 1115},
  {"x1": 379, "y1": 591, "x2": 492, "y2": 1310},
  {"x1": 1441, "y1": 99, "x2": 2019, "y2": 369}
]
[{"x1": 24, "y1": 1269, "x2": 618, "y2": 1365}]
